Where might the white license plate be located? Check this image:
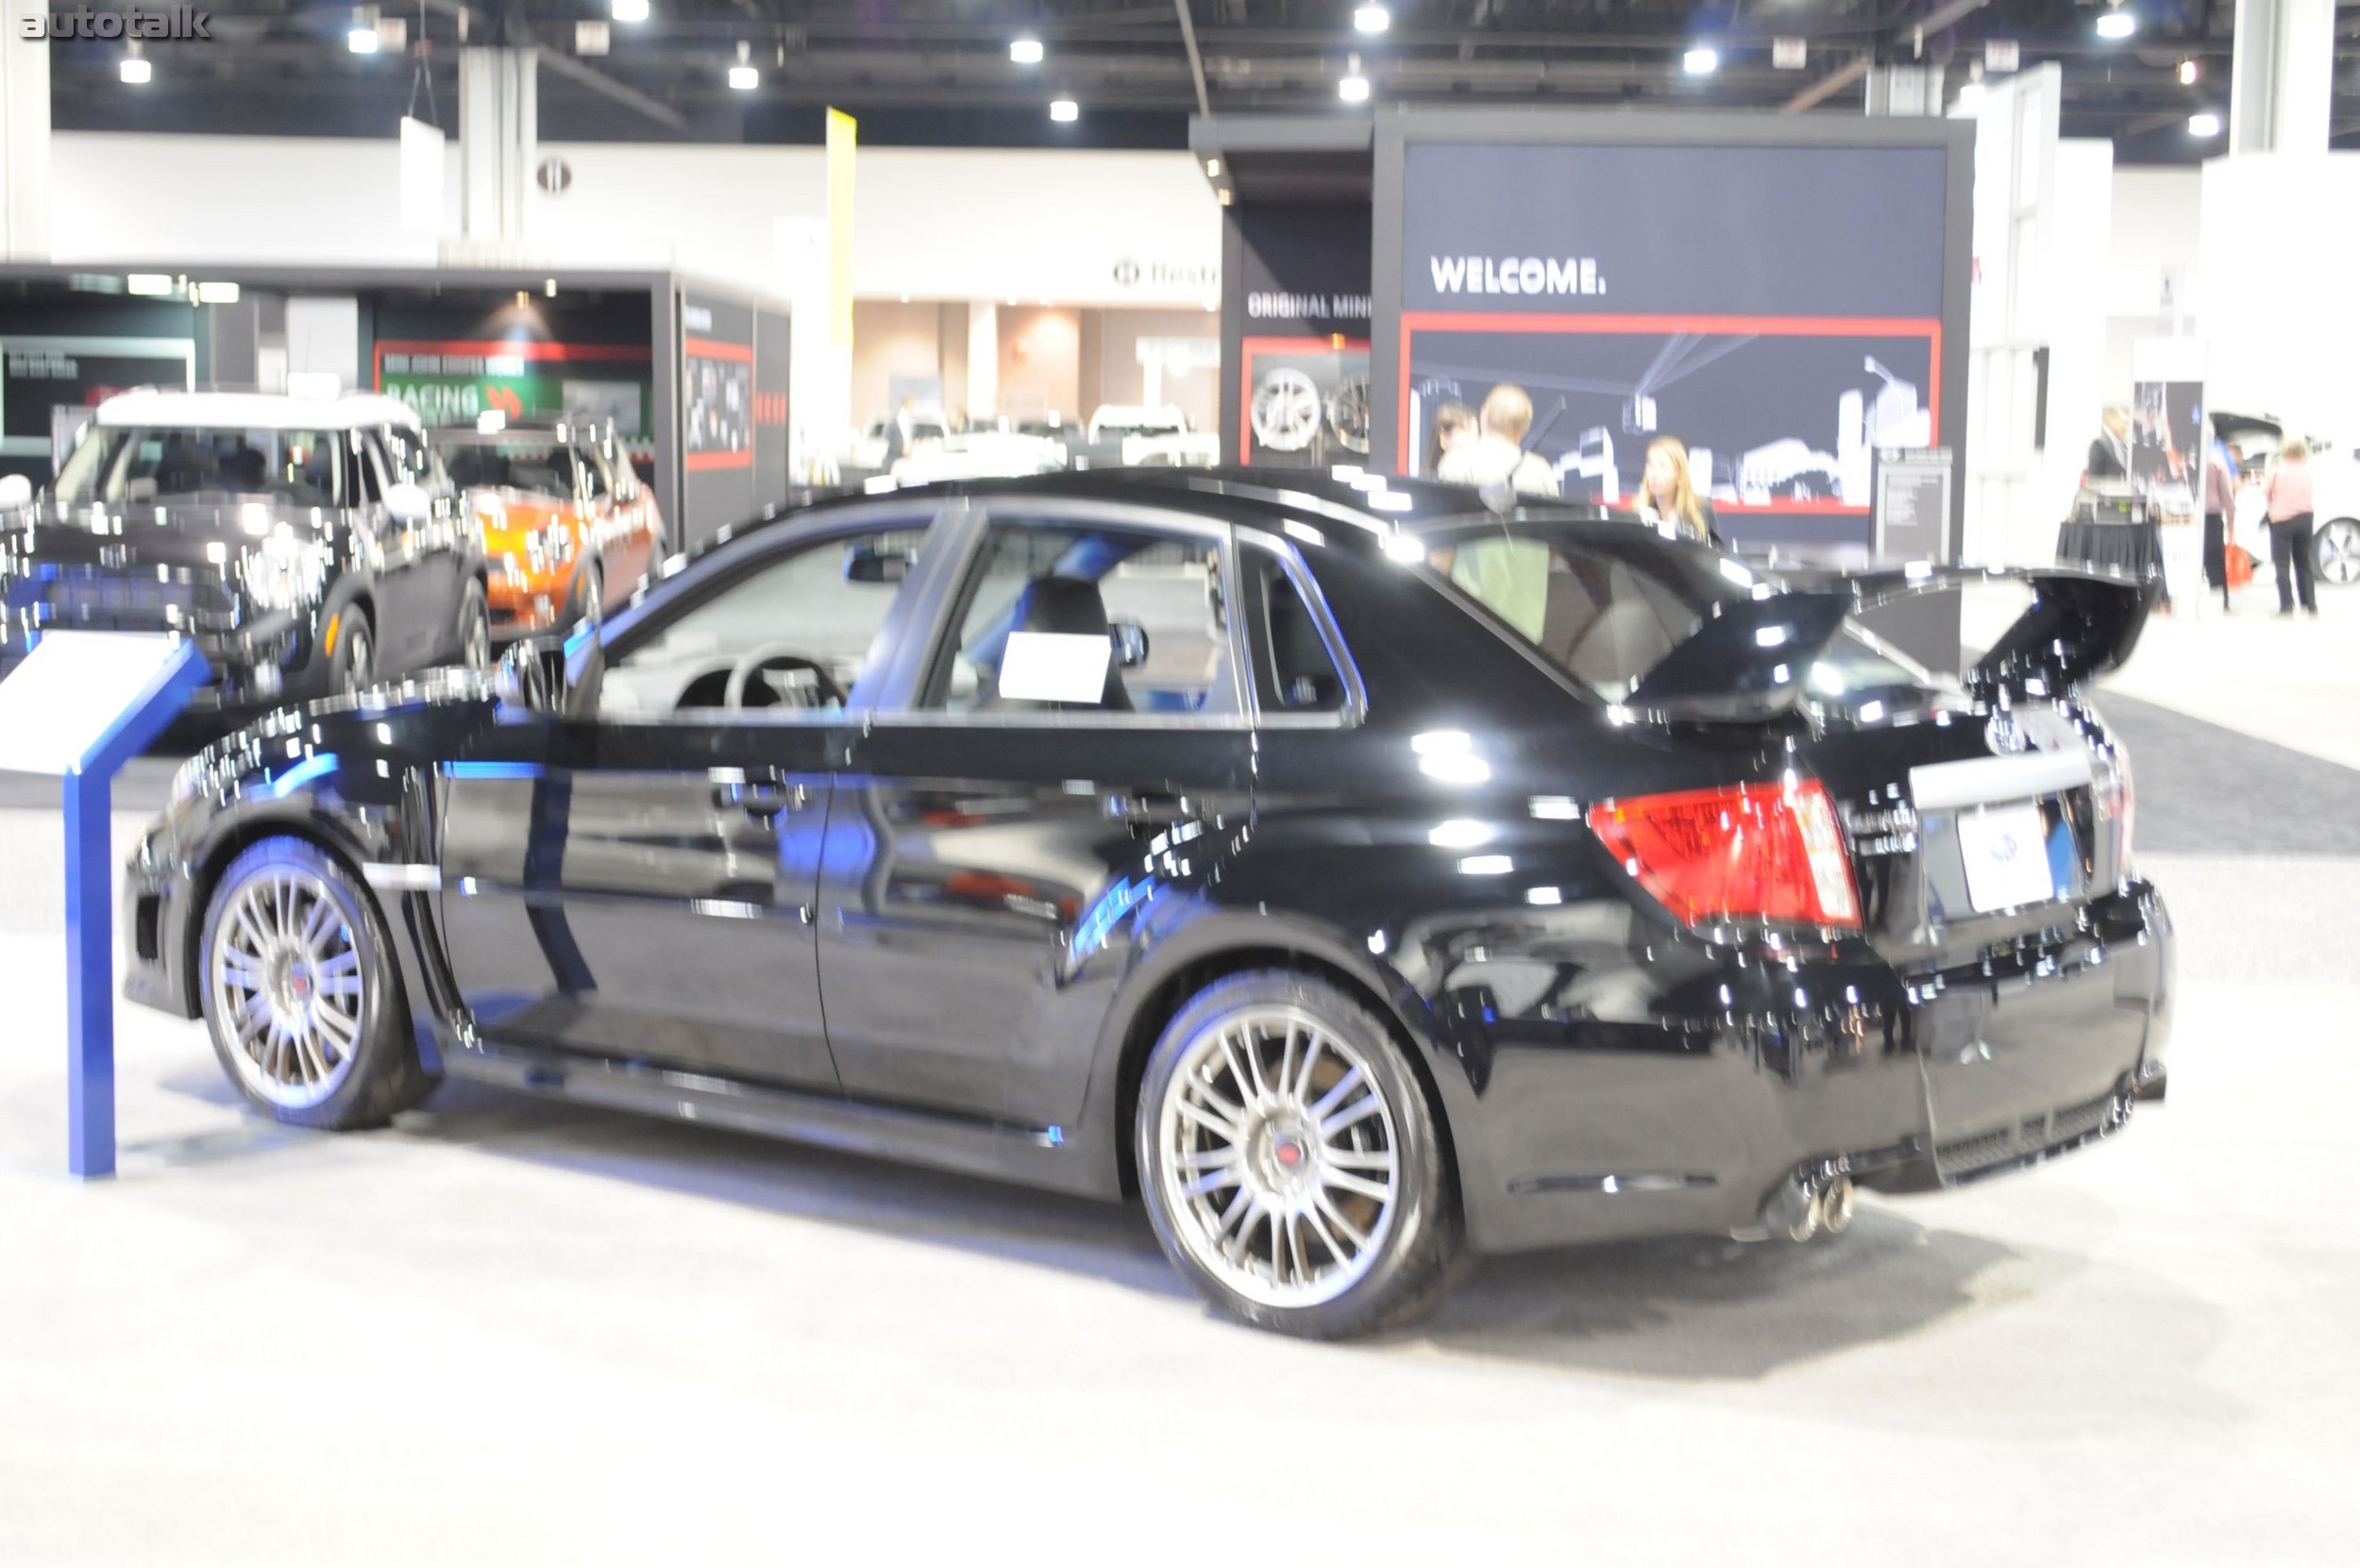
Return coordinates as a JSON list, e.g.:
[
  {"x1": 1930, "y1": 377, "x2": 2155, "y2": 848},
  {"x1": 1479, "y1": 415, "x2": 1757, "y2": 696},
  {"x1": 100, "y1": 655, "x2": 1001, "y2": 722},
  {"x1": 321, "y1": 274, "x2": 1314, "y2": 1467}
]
[{"x1": 1957, "y1": 801, "x2": 2058, "y2": 914}]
